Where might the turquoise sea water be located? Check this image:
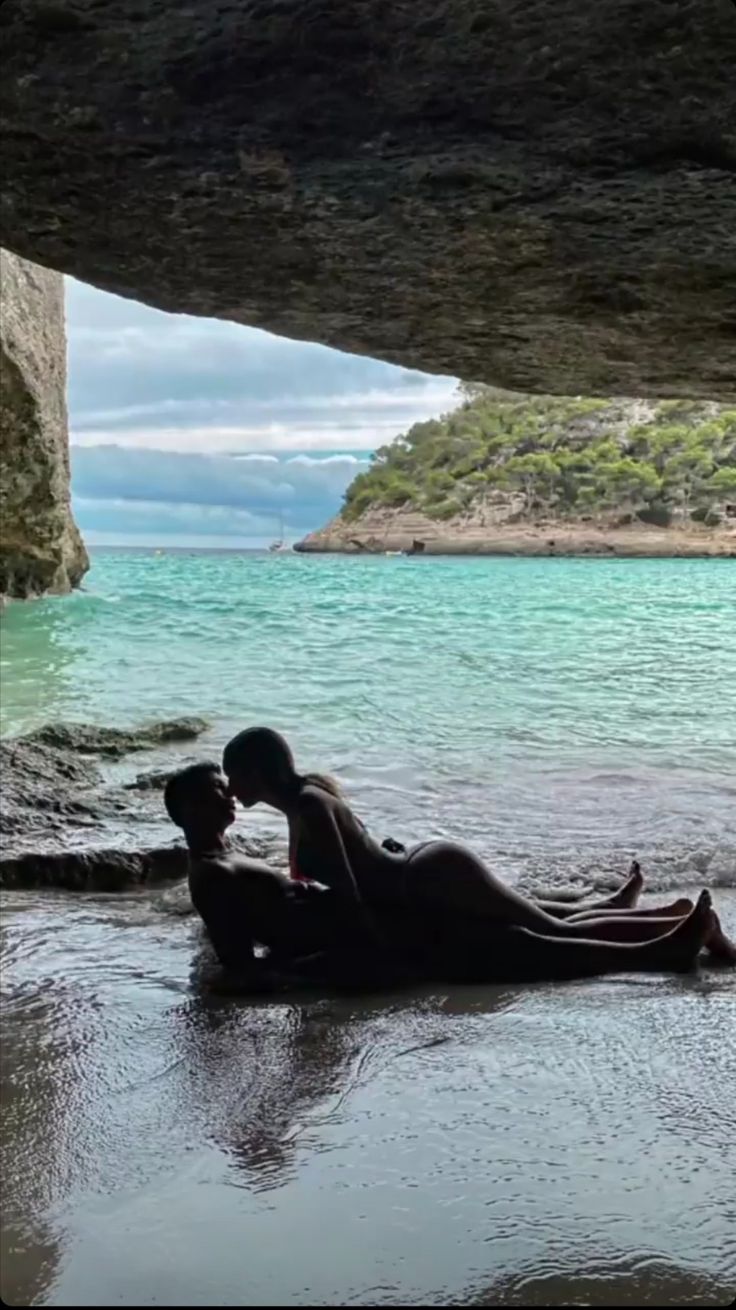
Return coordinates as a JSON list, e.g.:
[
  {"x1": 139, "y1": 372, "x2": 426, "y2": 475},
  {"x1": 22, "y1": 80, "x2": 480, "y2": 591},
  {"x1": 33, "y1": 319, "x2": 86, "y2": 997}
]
[
  {"x1": 2, "y1": 548, "x2": 735, "y2": 889},
  {"x1": 3, "y1": 549, "x2": 736, "y2": 1309}
]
